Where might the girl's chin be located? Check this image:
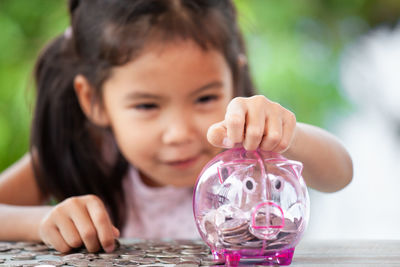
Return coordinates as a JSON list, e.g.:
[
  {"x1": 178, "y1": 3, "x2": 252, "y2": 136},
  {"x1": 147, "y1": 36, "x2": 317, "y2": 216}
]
[
  {"x1": 140, "y1": 170, "x2": 198, "y2": 188},
  {"x1": 161, "y1": 174, "x2": 198, "y2": 188}
]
